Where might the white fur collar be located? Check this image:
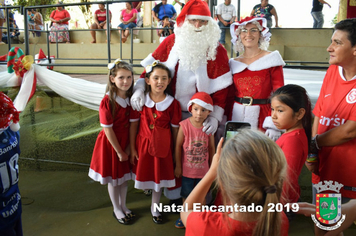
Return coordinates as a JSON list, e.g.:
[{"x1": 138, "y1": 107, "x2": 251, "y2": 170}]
[
  {"x1": 106, "y1": 92, "x2": 130, "y2": 108},
  {"x1": 145, "y1": 93, "x2": 174, "y2": 111},
  {"x1": 230, "y1": 50, "x2": 285, "y2": 74}
]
